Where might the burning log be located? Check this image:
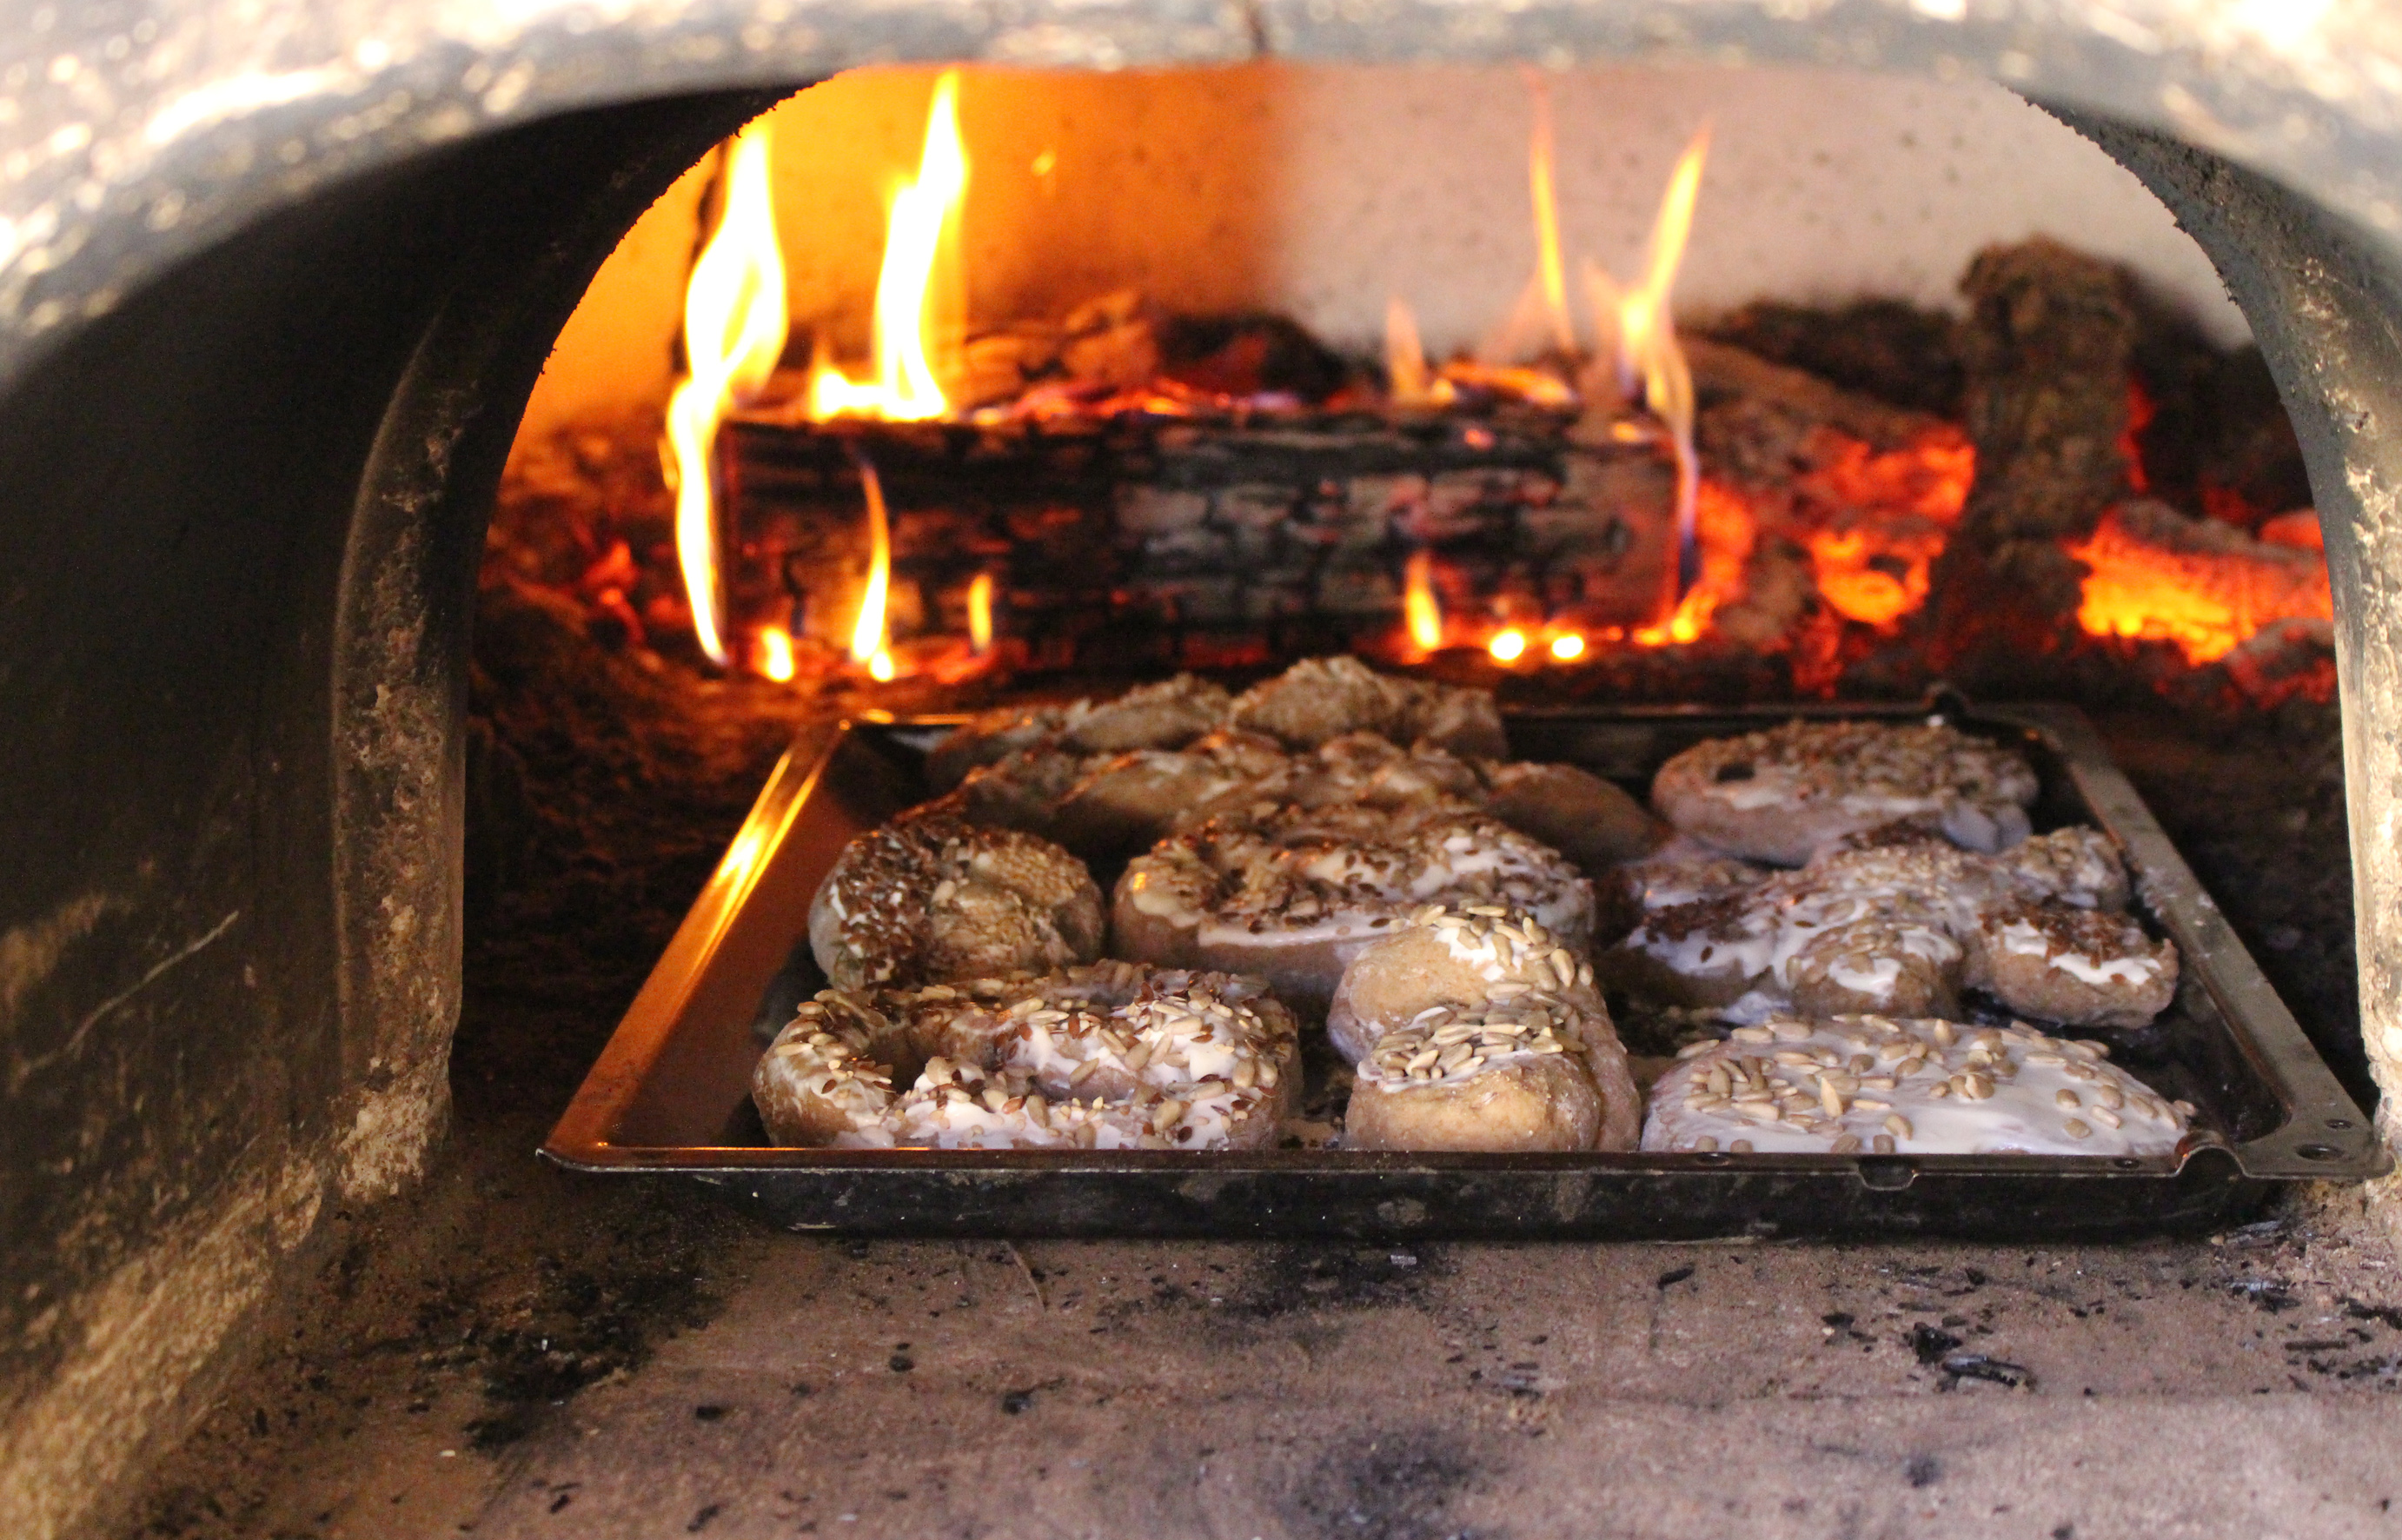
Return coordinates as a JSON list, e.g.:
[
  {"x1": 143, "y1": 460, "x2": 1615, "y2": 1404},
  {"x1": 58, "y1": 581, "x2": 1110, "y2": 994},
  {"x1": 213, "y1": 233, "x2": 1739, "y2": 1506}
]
[{"x1": 1931, "y1": 237, "x2": 2140, "y2": 662}]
